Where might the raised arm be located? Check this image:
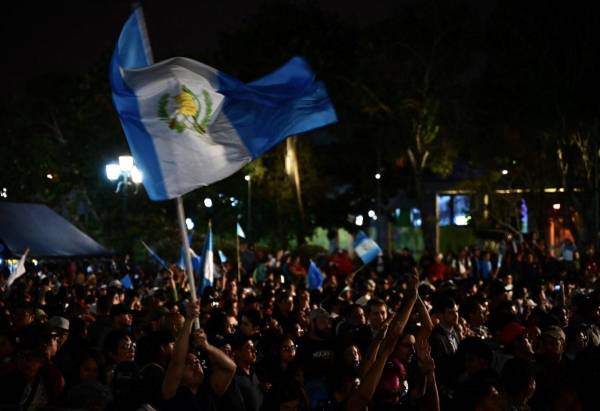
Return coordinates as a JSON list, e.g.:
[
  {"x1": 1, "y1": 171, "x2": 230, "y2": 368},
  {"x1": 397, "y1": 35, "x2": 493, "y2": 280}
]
[
  {"x1": 388, "y1": 273, "x2": 419, "y2": 336},
  {"x1": 414, "y1": 339, "x2": 440, "y2": 411},
  {"x1": 358, "y1": 323, "x2": 386, "y2": 377},
  {"x1": 192, "y1": 328, "x2": 237, "y2": 396},
  {"x1": 162, "y1": 300, "x2": 199, "y2": 400},
  {"x1": 348, "y1": 274, "x2": 420, "y2": 411},
  {"x1": 415, "y1": 293, "x2": 434, "y2": 341}
]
